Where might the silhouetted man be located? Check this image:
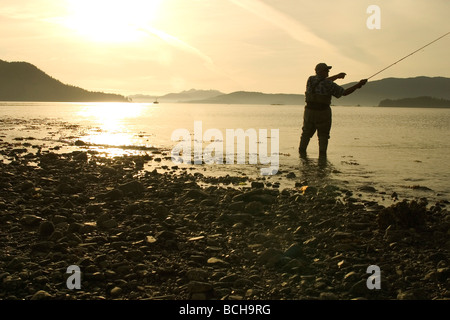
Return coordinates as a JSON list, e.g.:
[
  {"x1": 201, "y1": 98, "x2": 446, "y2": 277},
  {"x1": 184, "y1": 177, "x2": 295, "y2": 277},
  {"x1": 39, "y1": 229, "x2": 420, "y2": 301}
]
[{"x1": 299, "y1": 63, "x2": 367, "y2": 158}]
